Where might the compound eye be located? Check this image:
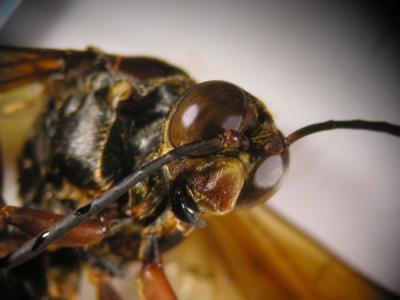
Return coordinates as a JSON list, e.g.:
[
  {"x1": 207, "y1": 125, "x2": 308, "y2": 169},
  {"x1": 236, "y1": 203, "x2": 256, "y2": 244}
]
[
  {"x1": 236, "y1": 151, "x2": 289, "y2": 208},
  {"x1": 169, "y1": 81, "x2": 247, "y2": 147}
]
